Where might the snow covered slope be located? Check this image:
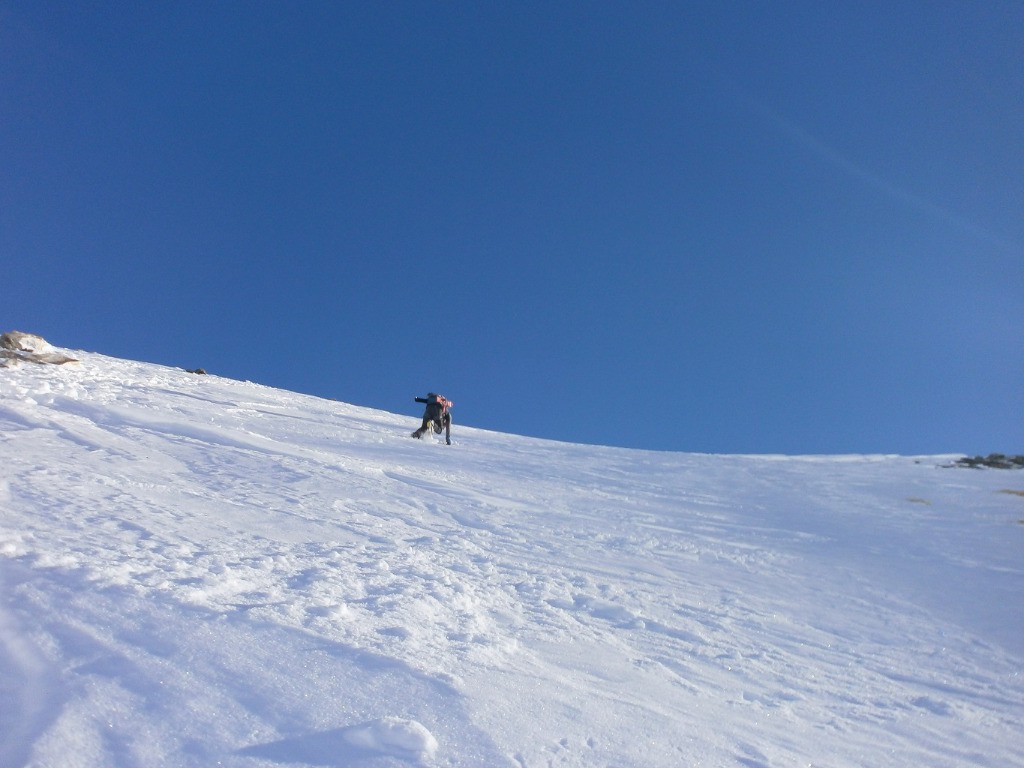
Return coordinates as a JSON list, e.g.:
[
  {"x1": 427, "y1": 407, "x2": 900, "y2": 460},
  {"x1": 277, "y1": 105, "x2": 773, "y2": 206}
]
[{"x1": 1, "y1": 349, "x2": 1022, "y2": 767}]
